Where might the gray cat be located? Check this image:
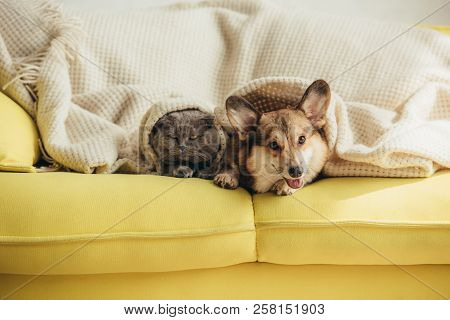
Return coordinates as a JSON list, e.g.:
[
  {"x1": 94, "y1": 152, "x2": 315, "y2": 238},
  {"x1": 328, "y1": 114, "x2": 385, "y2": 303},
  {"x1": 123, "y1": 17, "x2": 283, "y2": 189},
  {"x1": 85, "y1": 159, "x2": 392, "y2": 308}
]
[{"x1": 149, "y1": 110, "x2": 221, "y2": 179}]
